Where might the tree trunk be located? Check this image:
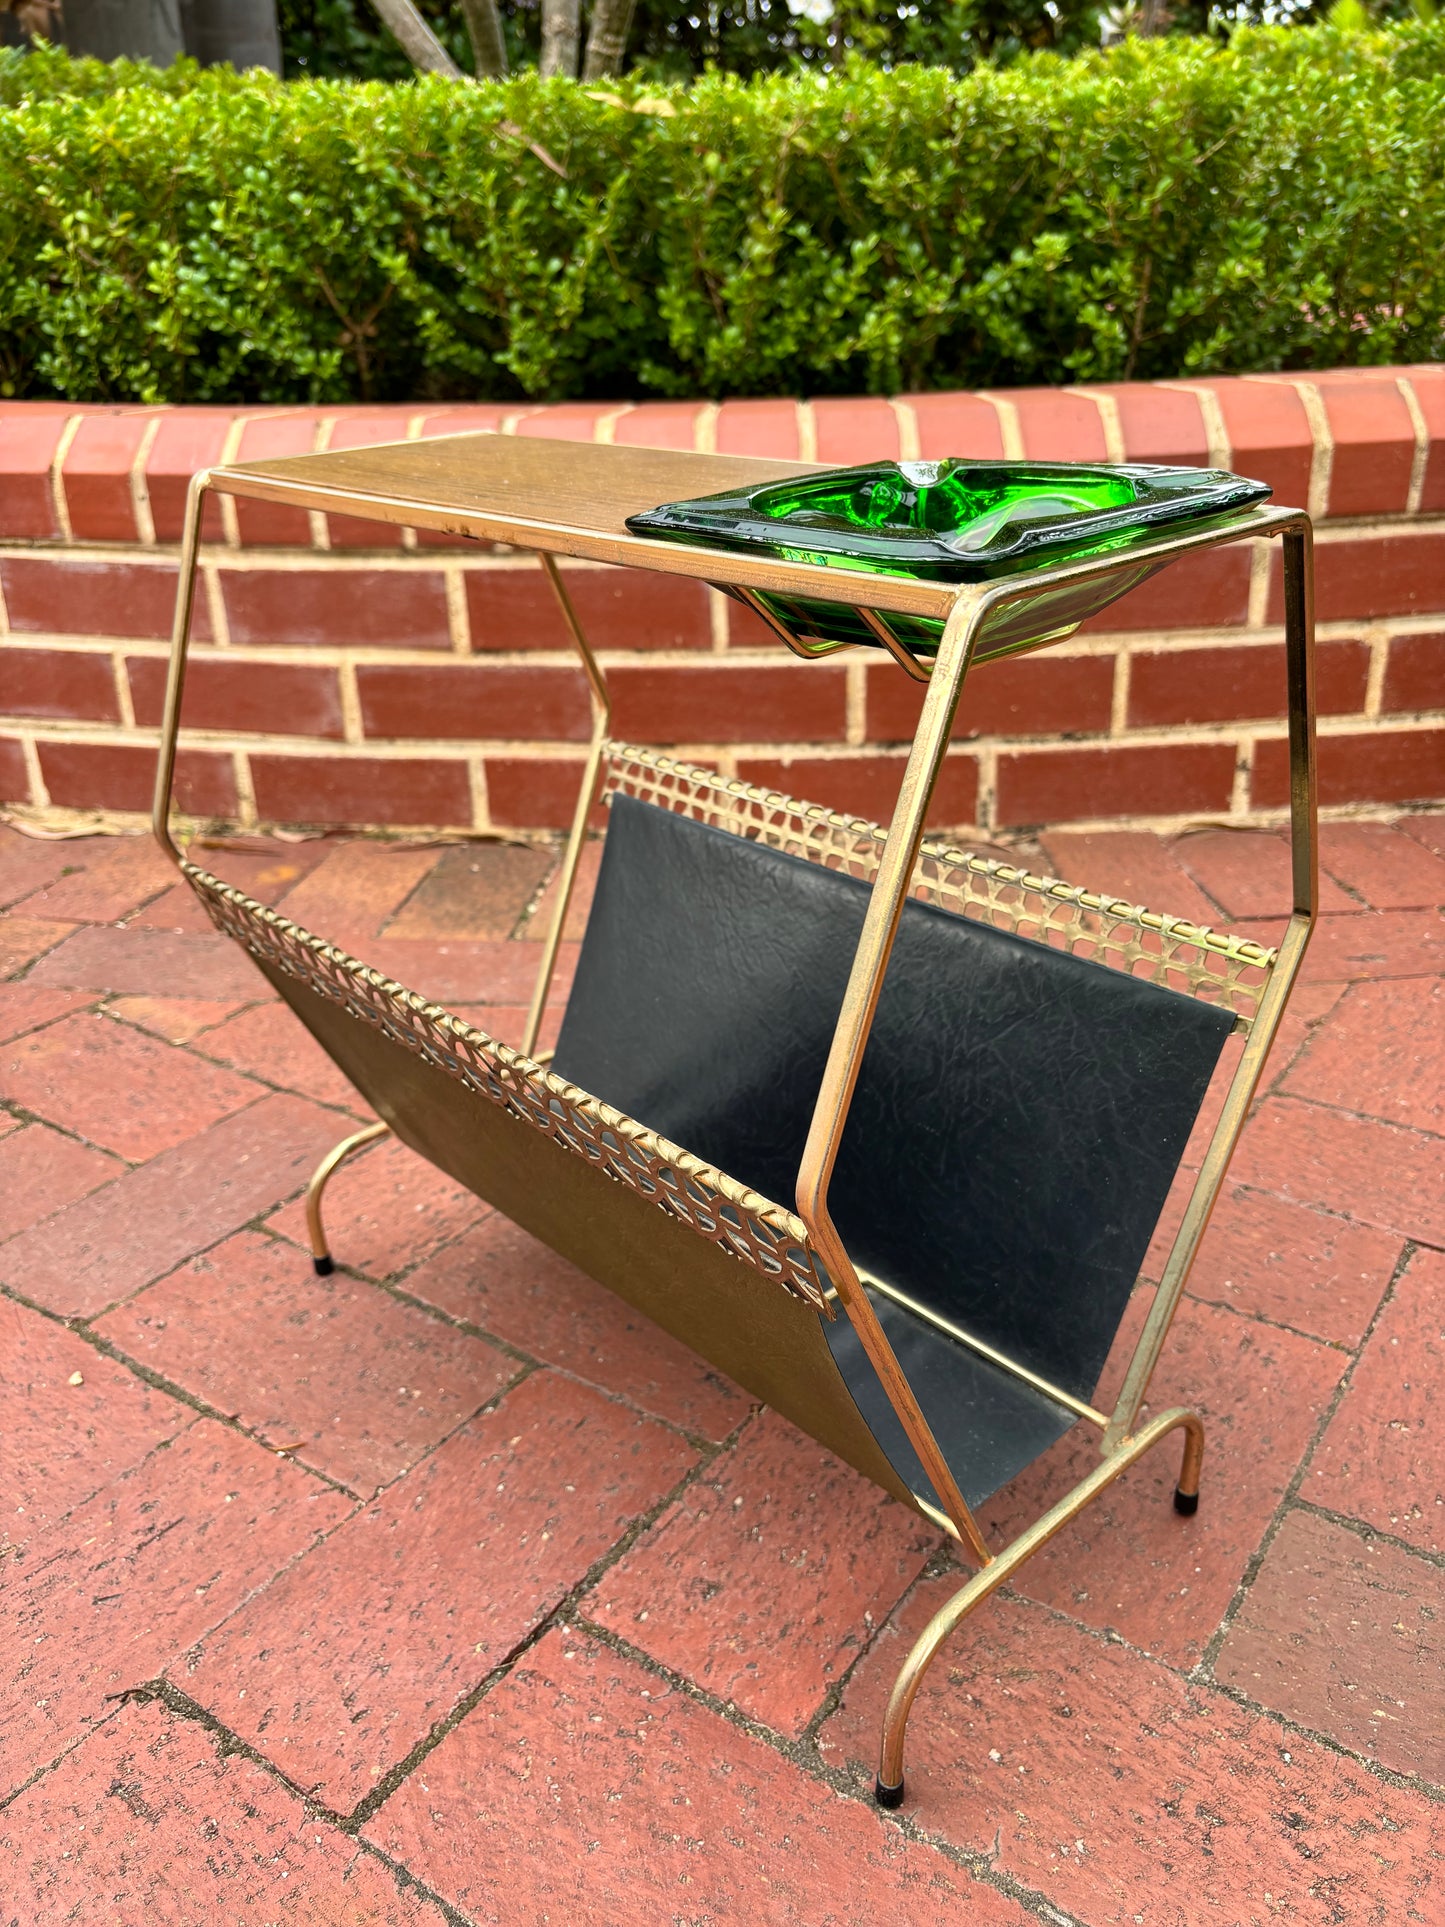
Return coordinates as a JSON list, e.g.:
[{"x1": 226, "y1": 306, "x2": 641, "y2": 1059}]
[
  {"x1": 180, "y1": 0, "x2": 282, "y2": 72},
  {"x1": 539, "y1": 0, "x2": 579, "y2": 78},
  {"x1": 366, "y1": 0, "x2": 461, "y2": 75},
  {"x1": 61, "y1": 0, "x2": 184, "y2": 62},
  {"x1": 1135, "y1": 0, "x2": 1175, "y2": 34},
  {"x1": 457, "y1": 0, "x2": 507, "y2": 76},
  {"x1": 581, "y1": 0, "x2": 635, "y2": 78}
]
